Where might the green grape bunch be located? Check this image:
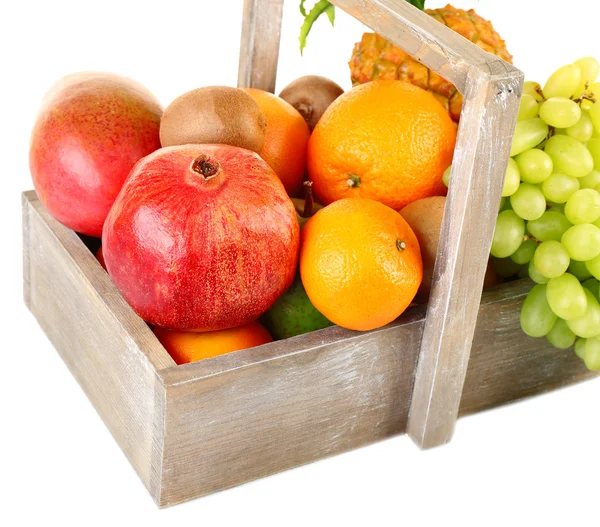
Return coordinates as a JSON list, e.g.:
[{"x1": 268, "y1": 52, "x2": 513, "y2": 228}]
[{"x1": 444, "y1": 57, "x2": 600, "y2": 371}]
